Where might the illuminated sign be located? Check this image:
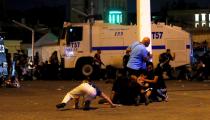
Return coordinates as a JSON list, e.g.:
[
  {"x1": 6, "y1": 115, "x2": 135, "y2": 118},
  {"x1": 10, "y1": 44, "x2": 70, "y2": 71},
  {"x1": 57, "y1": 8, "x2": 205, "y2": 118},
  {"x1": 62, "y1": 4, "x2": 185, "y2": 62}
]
[{"x1": 108, "y1": 11, "x2": 123, "y2": 24}]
